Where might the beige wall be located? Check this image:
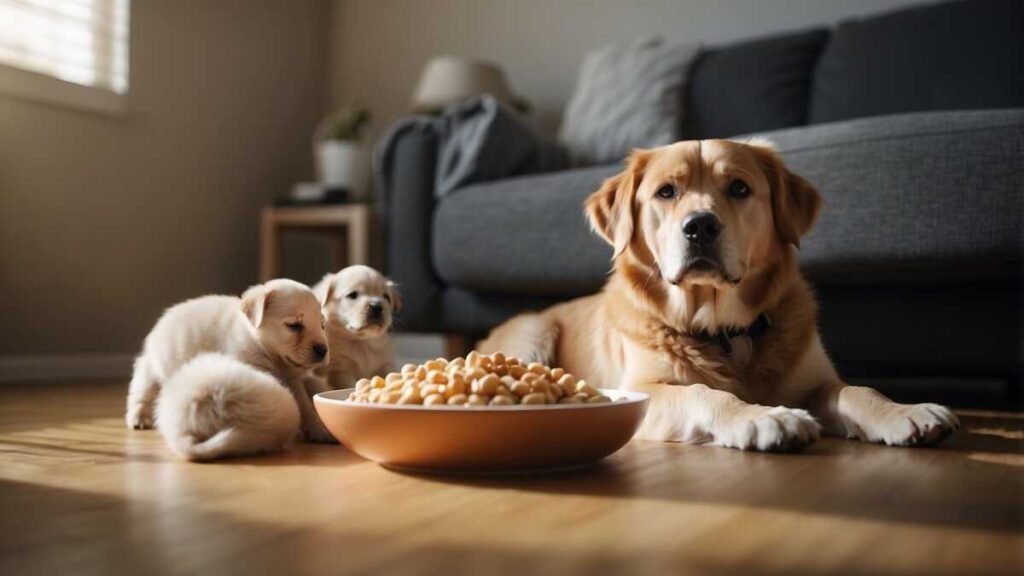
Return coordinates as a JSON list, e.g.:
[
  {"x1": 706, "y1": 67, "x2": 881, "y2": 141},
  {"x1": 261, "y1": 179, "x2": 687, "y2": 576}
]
[
  {"x1": 328, "y1": 0, "x2": 931, "y2": 137},
  {"x1": 0, "y1": 0, "x2": 330, "y2": 356}
]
